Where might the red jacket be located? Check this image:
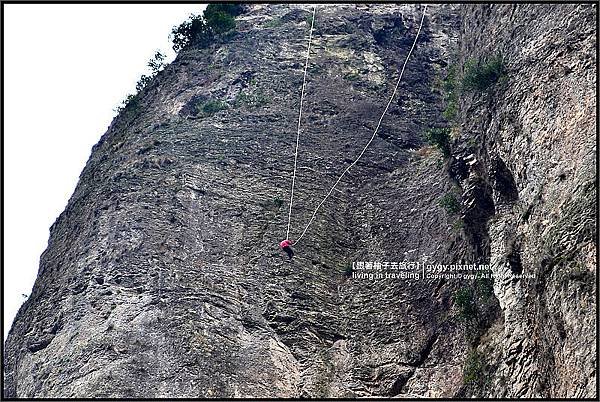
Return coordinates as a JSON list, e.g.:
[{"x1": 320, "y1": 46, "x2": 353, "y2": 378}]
[{"x1": 280, "y1": 239, "x2": 292, "y2": 248}]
